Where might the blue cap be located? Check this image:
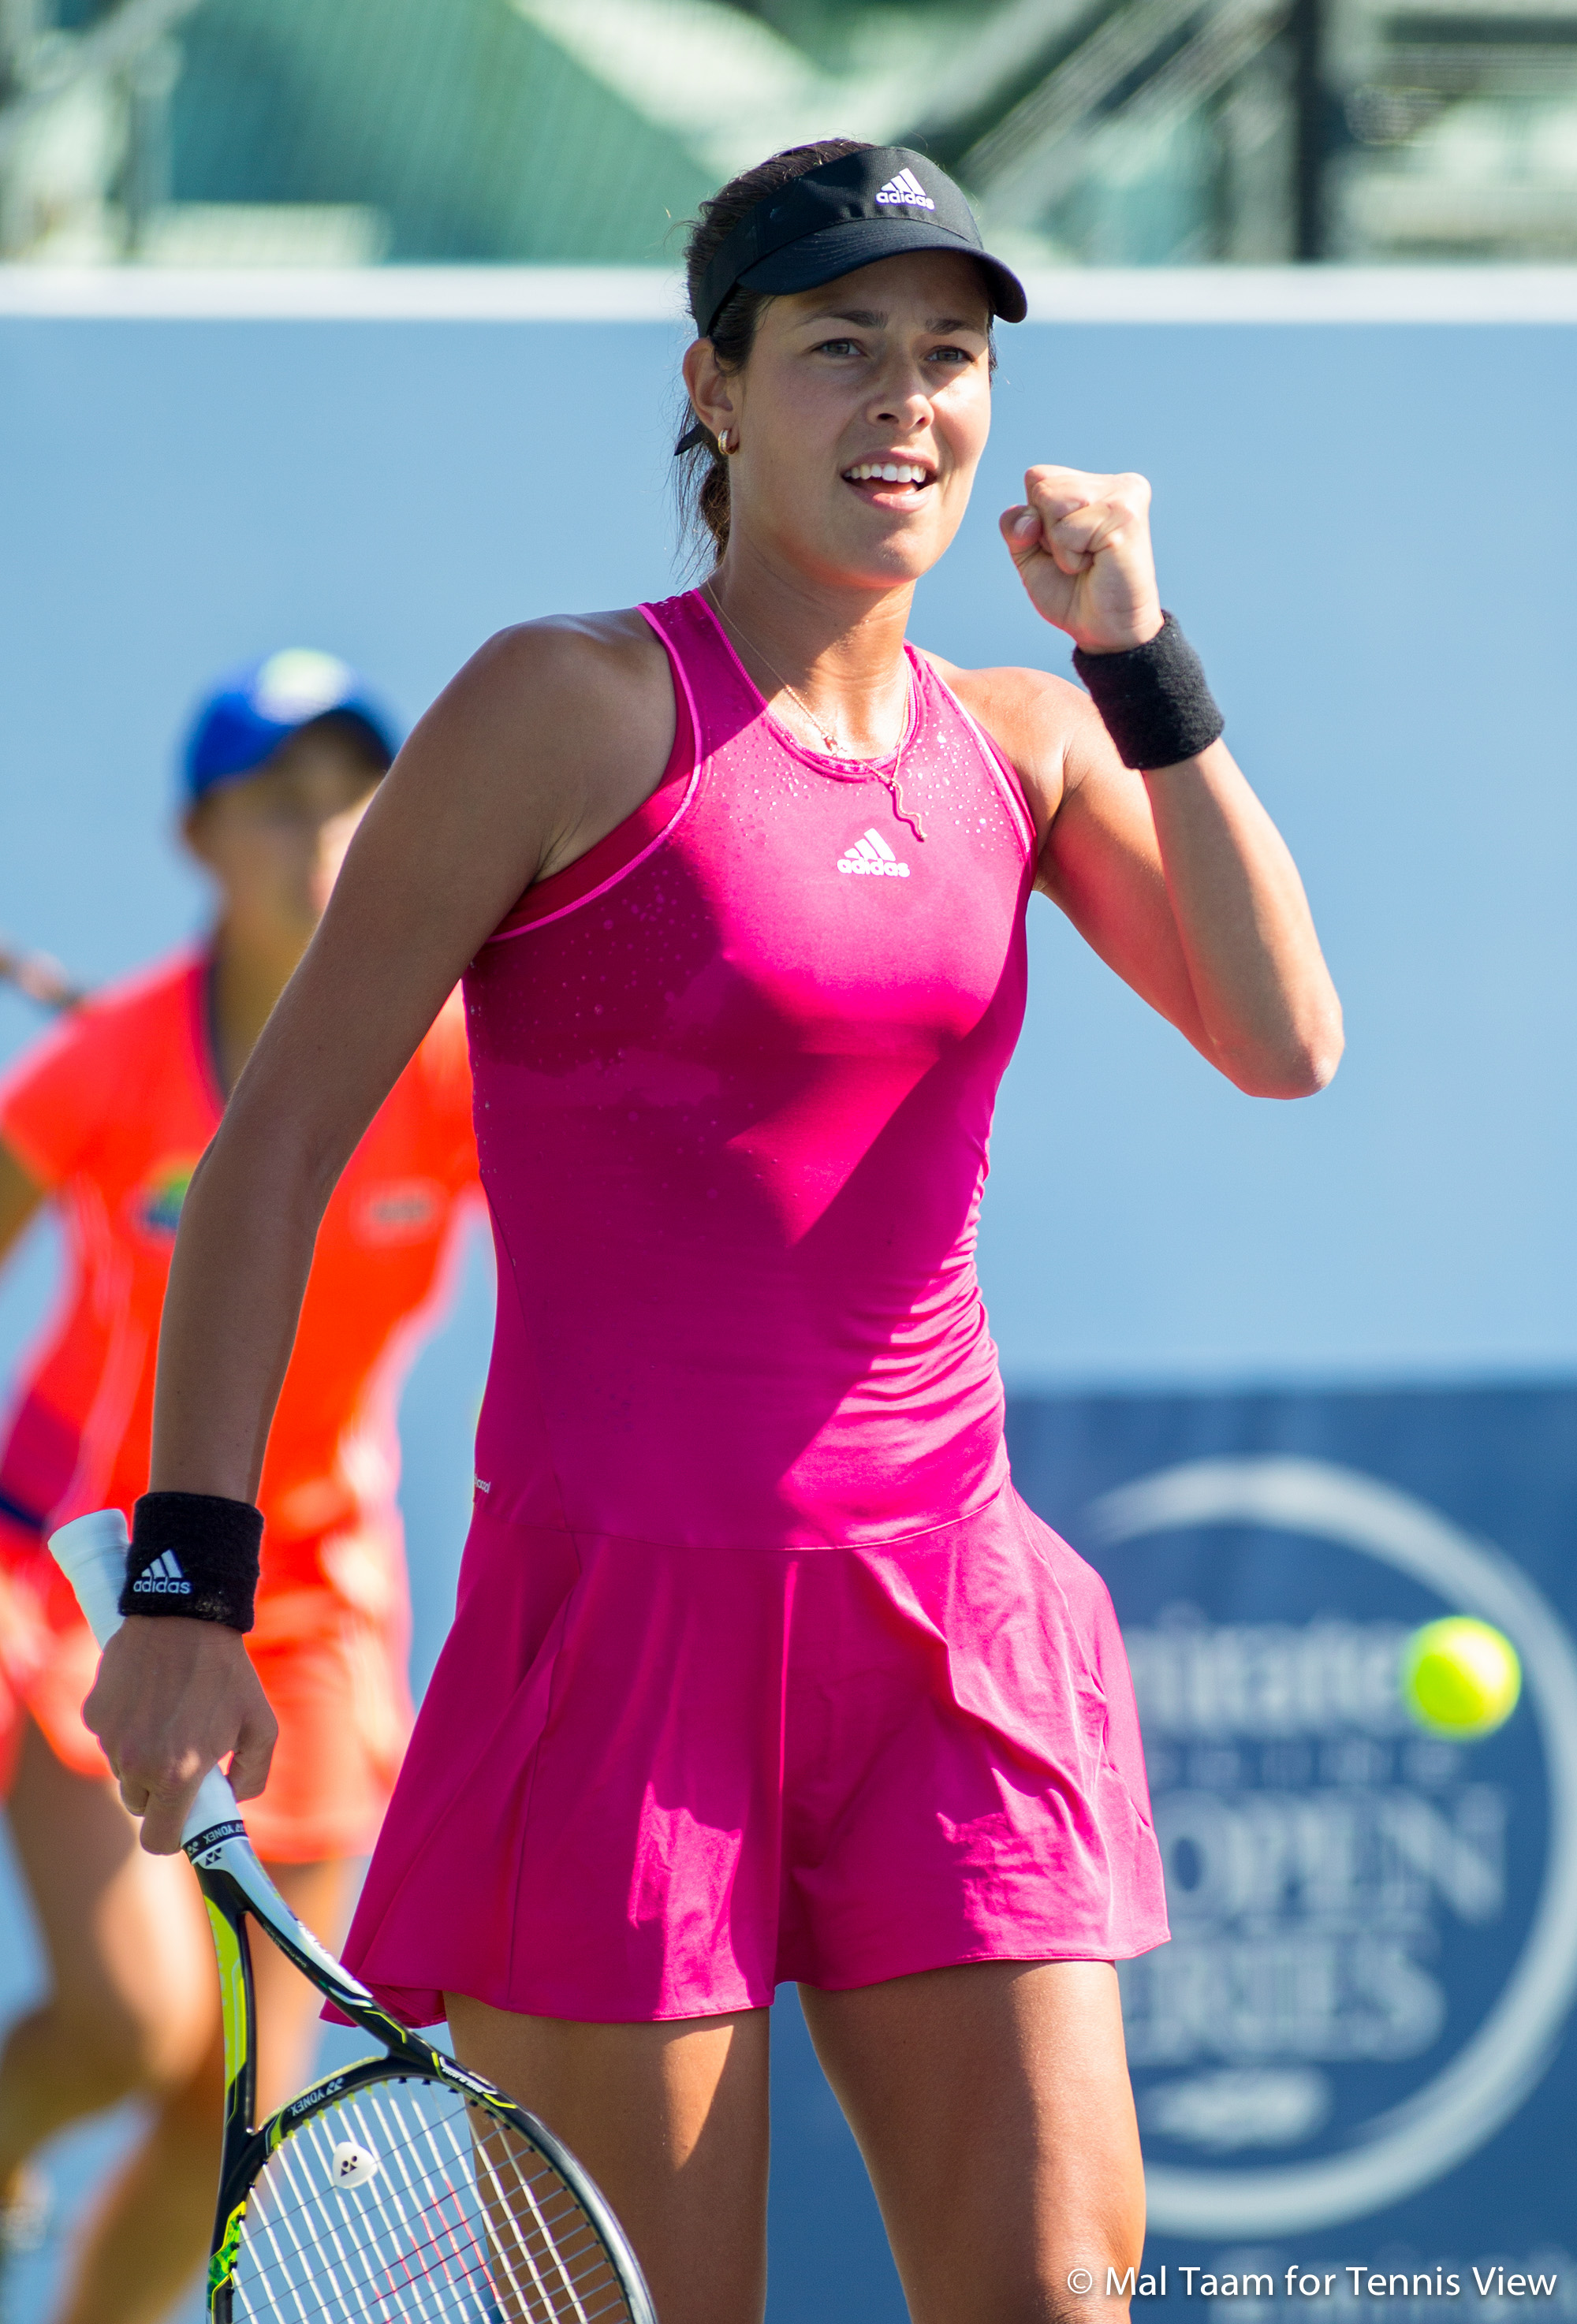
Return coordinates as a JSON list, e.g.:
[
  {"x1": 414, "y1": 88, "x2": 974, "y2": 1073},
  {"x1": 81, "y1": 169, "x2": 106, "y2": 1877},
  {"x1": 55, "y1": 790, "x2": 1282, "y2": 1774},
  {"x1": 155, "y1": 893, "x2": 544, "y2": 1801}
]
[{"x1": 183, "y1": 649, "x2": 399, "y2": 803}]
